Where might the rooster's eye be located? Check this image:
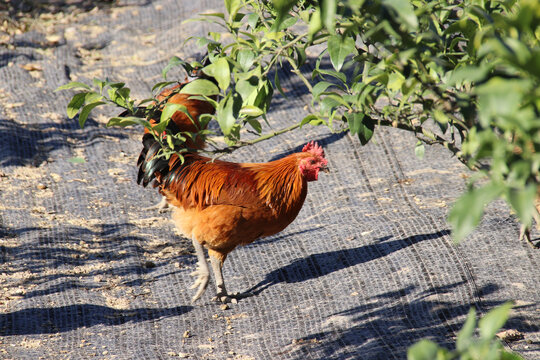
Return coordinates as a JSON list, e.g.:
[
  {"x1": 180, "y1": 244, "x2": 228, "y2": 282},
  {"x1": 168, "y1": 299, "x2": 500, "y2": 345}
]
[{"x1": 309, "y1": 159, "x2": 316, "y2": 165}]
